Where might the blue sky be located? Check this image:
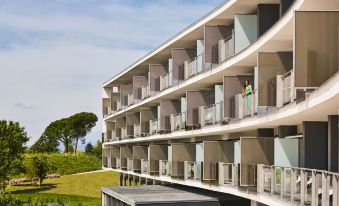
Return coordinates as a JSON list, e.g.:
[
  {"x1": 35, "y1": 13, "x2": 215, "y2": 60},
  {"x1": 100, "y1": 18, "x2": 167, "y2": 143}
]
[{"x1": 0, "y1": 0, "x2": 224, "y2": 149}]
